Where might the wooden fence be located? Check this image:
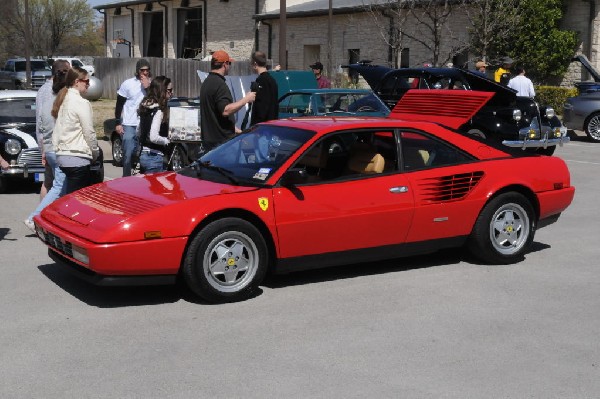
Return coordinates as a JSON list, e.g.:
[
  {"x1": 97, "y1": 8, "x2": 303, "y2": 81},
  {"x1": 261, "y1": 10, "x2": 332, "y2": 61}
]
[{"x1": 94, "y1": 57, "x2": 255, "y2": 99}]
